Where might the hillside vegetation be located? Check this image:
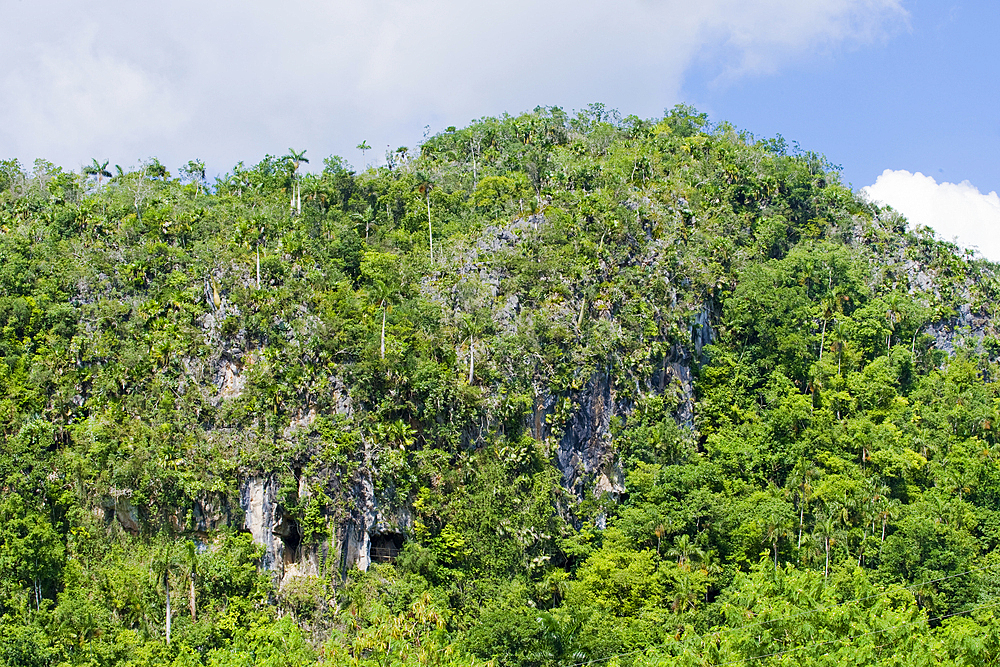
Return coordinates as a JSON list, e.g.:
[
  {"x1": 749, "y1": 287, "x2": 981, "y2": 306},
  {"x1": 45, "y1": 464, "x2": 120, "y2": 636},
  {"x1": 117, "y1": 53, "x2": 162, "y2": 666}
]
[{"x1": 4, "y1": 104, "x2": 1000, "y2": 666}]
